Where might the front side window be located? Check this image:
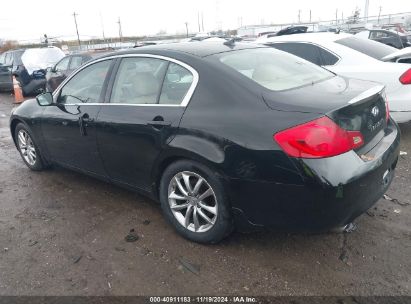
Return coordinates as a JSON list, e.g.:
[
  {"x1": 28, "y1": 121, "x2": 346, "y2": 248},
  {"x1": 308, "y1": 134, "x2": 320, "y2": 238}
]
[
  {"x1": 58, "y1": 60, "x2": 111, "y2": 104},
  {"x1": 216, "y1": 48, "x2": 333, "y2": 91},
  {"x1": 55, "y1": 57, "x2": 70, "y2": 72}
]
